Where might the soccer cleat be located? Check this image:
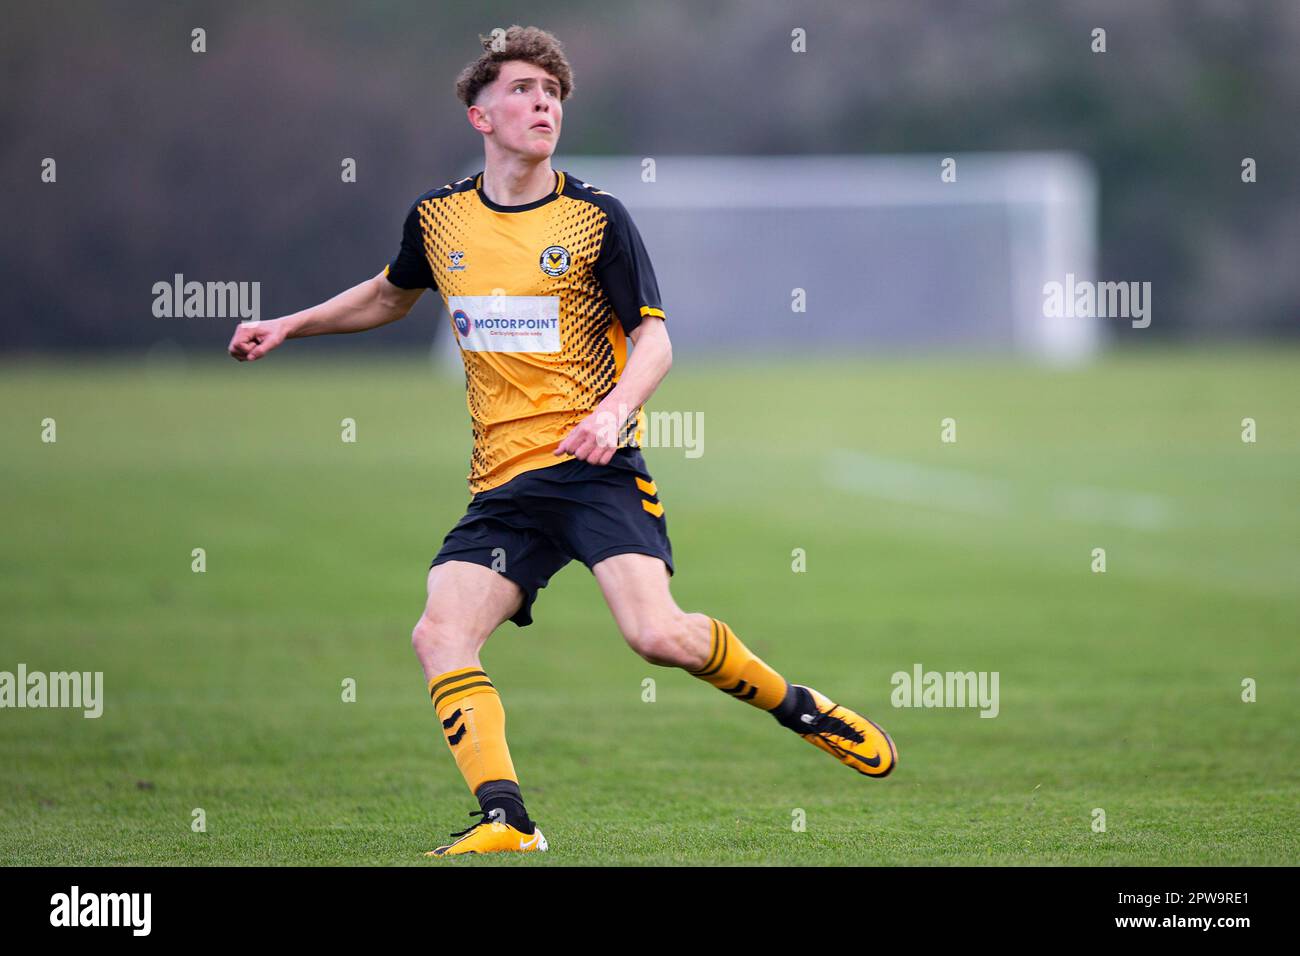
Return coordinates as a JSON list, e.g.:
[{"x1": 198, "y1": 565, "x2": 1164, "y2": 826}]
[
  {"x1": 424, "y1": 810, "x2": 549, "y2": 857},
  {"x1": 795, "y1": 685, "x2": 897, "y2": 778}
]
